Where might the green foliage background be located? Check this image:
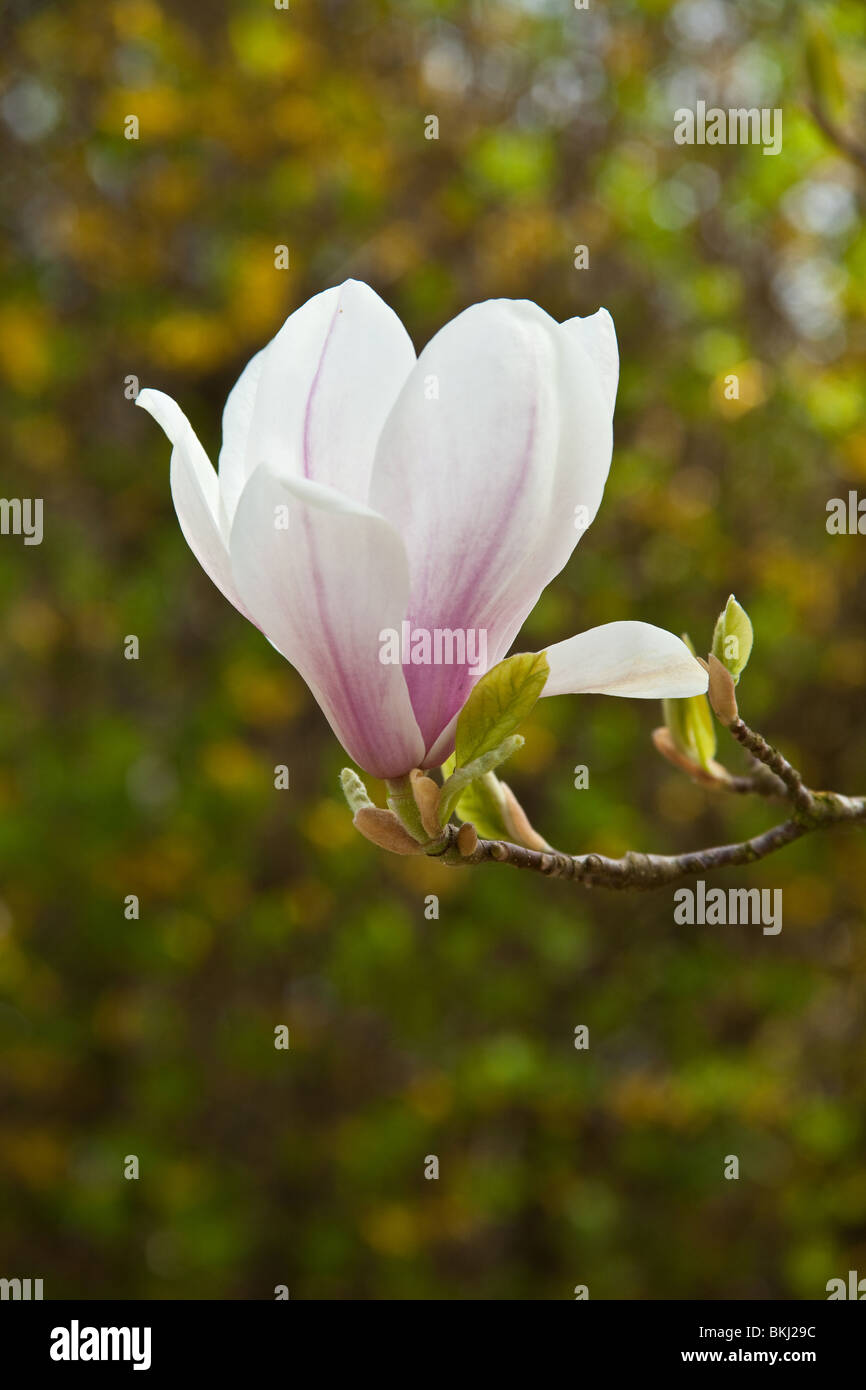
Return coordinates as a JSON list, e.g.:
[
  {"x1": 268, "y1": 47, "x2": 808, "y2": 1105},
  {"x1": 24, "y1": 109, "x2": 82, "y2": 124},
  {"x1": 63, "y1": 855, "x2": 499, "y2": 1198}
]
[{"x1": 1, "y1": 0, "x2": 865, "y2": 1299}]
